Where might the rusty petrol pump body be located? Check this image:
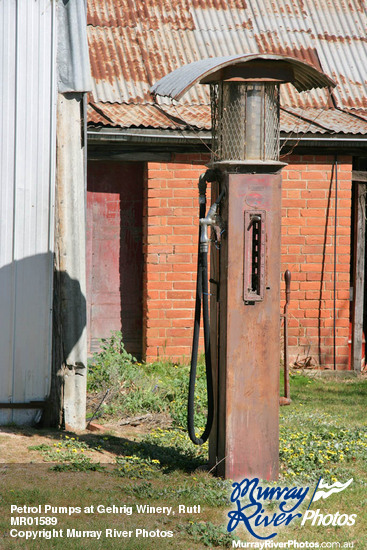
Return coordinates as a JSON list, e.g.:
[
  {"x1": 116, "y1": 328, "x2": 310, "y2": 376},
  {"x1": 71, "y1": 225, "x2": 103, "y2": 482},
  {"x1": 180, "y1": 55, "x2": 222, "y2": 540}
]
[{"x1": 151, "y1": 54, "x2": 335, "y2": 480}]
